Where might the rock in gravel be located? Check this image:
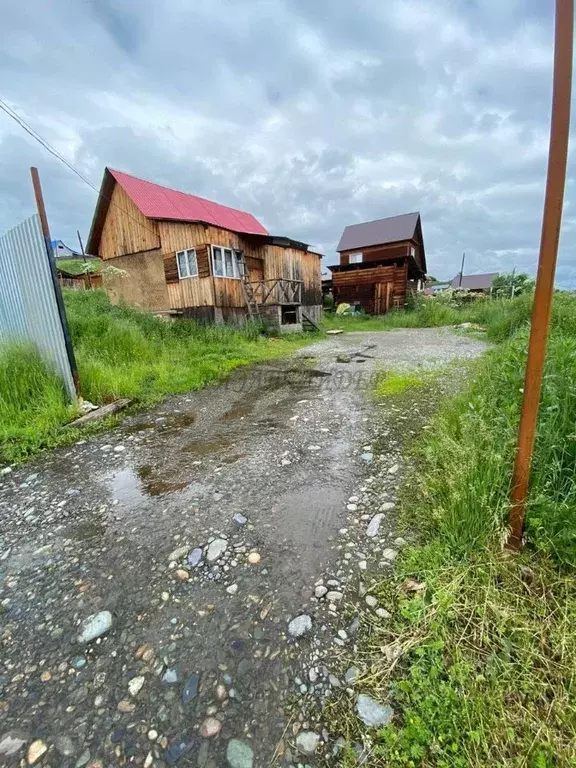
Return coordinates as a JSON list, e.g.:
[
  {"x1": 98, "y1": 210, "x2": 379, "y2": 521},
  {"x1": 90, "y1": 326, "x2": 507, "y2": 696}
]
[
  {"x1": 0, "y1": 732, "x2": 26, "y2": 756},
  {"x1": 366, "y1": 514, "x2": 384, "y2": 537},
  {"x1": 128, "y1": 676, "x2": 145, "y2": 697},
  {"x1": 394, "y1": 537, "x2": 407, "y2": 547},
  {"x1": 336, "y1": 354, "x2": 351, "y2": 363},
  {"x1": 226, "y1": 738, "x2": 254, "y2": 768},
  {"x1": 296, "y1": 731, "x2": 320, "y2": 754},
  {"x1": 77, "y1": 610, "x2": 113, "y2": 644},
  {"x1": 53, "y1": 735, "x2": 76, "y2": 757},
  {"x1": 27, "y1": 739, "x2": 48, "y2": 765},
  {"x1": 382, "y1": 548, "x2": 398, "y2": 562},
  {"x1": 344, "y1": 666, "x2": 360, "y2": 684},
  {"x1": 117, "y1": 699, "x2": 135, "y2": 714},
  {"x1": 168, "y1": 544, "x2": 190, "y2": 562},
  {"x1": 162, "y1": 668, "x2": 179, "y2": 684},
  {"x1": 0, "y1": 466, "x2": 13, "y2": 475},
  {"x1": 376, "y1": 608, "x2": 391, "y2": 619},
  {"x1": 388, "y1": 464, "x2": 399, "y2": 474},
  {"x1": 181, "y1": 673, "x2": 200, "y2": 704},
  {"x1": 356, "y1": 694, "x2": 394, "y2": 727},
  {"x1": 247, "y1": 552, "x2": 261, "y2": 565},
  {"x1": 232, "y1": 513, "x2": 248, "y2": 526},
  {"x1": 380, "y1": 502, "x2": 396, "y2": 512},
  {"x1": 326, "y1": 590, "x2": 343, "y2": 602},
  {"x1": 226, "y1": 583, "x2": 238, "y2": 595},
  {"x1": 188, "y1": 548, "x2": 203, "y2": 567},
  {"x1": 207, "y1": 539, "x2": 227, "y2": 562},
  {"x1": 288, "y1": 614, "x2": 312, "y2": 638},
  {"x1": 314, "y1": 585, "x2": 328, "y2": 599},
  {"x1": 164, "y1": 737, "x2": 196, "y2": 765},
  {"x1": 200, "y1": 717, "x2": 222, "y2": 738},
  {"x1": 365, "y1": 595, "x2": 378, "y2": 608},
  {"x1": 360, "y1": 452, "x2": 373, "y2": 463},
  {"x1": 175, "y1": 569, "x2": 190, "y2": 581}
]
